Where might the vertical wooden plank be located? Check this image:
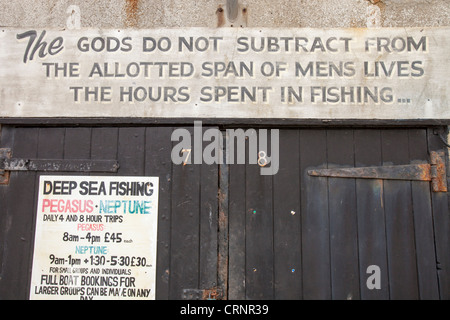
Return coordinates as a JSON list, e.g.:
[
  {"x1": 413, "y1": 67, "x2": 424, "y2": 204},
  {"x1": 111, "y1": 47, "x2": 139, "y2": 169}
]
[
  {"x1": 0, "y1": 126, "x2": 15, "y2": 282},
  {"x1": 0, "y1": 127, "x2": 39, "y2": 299},
  {"x1": 32, "y1": 127, "x2": 66, "y2": 300},
  {"x1": 144, "y1": 127, "x2": 173, "y2": 300},
  {"x1": 15, "y1": 128, "x2": 40, "y2": 299},
  {"x1": 64, "y1": 127, "x2": 92, "y2": 181},
  {"x1": 117, "y1": 127, "x2": 145, "y2": 176},
  {"x1": 218, "y1": 136, "x2": 229, "y2": 298},
  {"x1": 29, "y1": 128, "x2": 66, "y2": 300},
  {"x1": 273, "y1": 129, "x2": 301, "y2": 299},
  {"x1": 245, "y1": 130, "x2": 274, "y2": 300},
  {"x1": 169, "y1": 127, "x2": 201, "y2": 299},
  {"x1": 228, "y1": 158, "x2": 246, "y2": 299},
  {"x1": 91, "y1": 127, "x2": 119, "y2": 164},
  {"x1": 300, "y1": 129, "x2": 330, "y2": 299},
  {"x1": 199, "y1": 126, "x2": 219, "y2": 291},
  {"x1": 408, "y1": 129, "x2": 439, "y2": 299},
  {"x1": 427, "y1": 128, "x2": 450, "y2": 300},
  {"x1": 382, "y1": 129, "x2": 419, "y2": 299},
  {"x1": 31, "y1": 127, "x2": 66, "y2": 300},
  {"x1": 38, "y1": 127, "x2": 65, "y2": 159},
  {"x1": 64, "y1": 127, "x2": 91, "y2": 160},
  {"x1": 354, "y1": 129, "x2": 389, "y2": 300},
  {"x1": 327, "y1": 129, "x2": 360, "y2": 300}
]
